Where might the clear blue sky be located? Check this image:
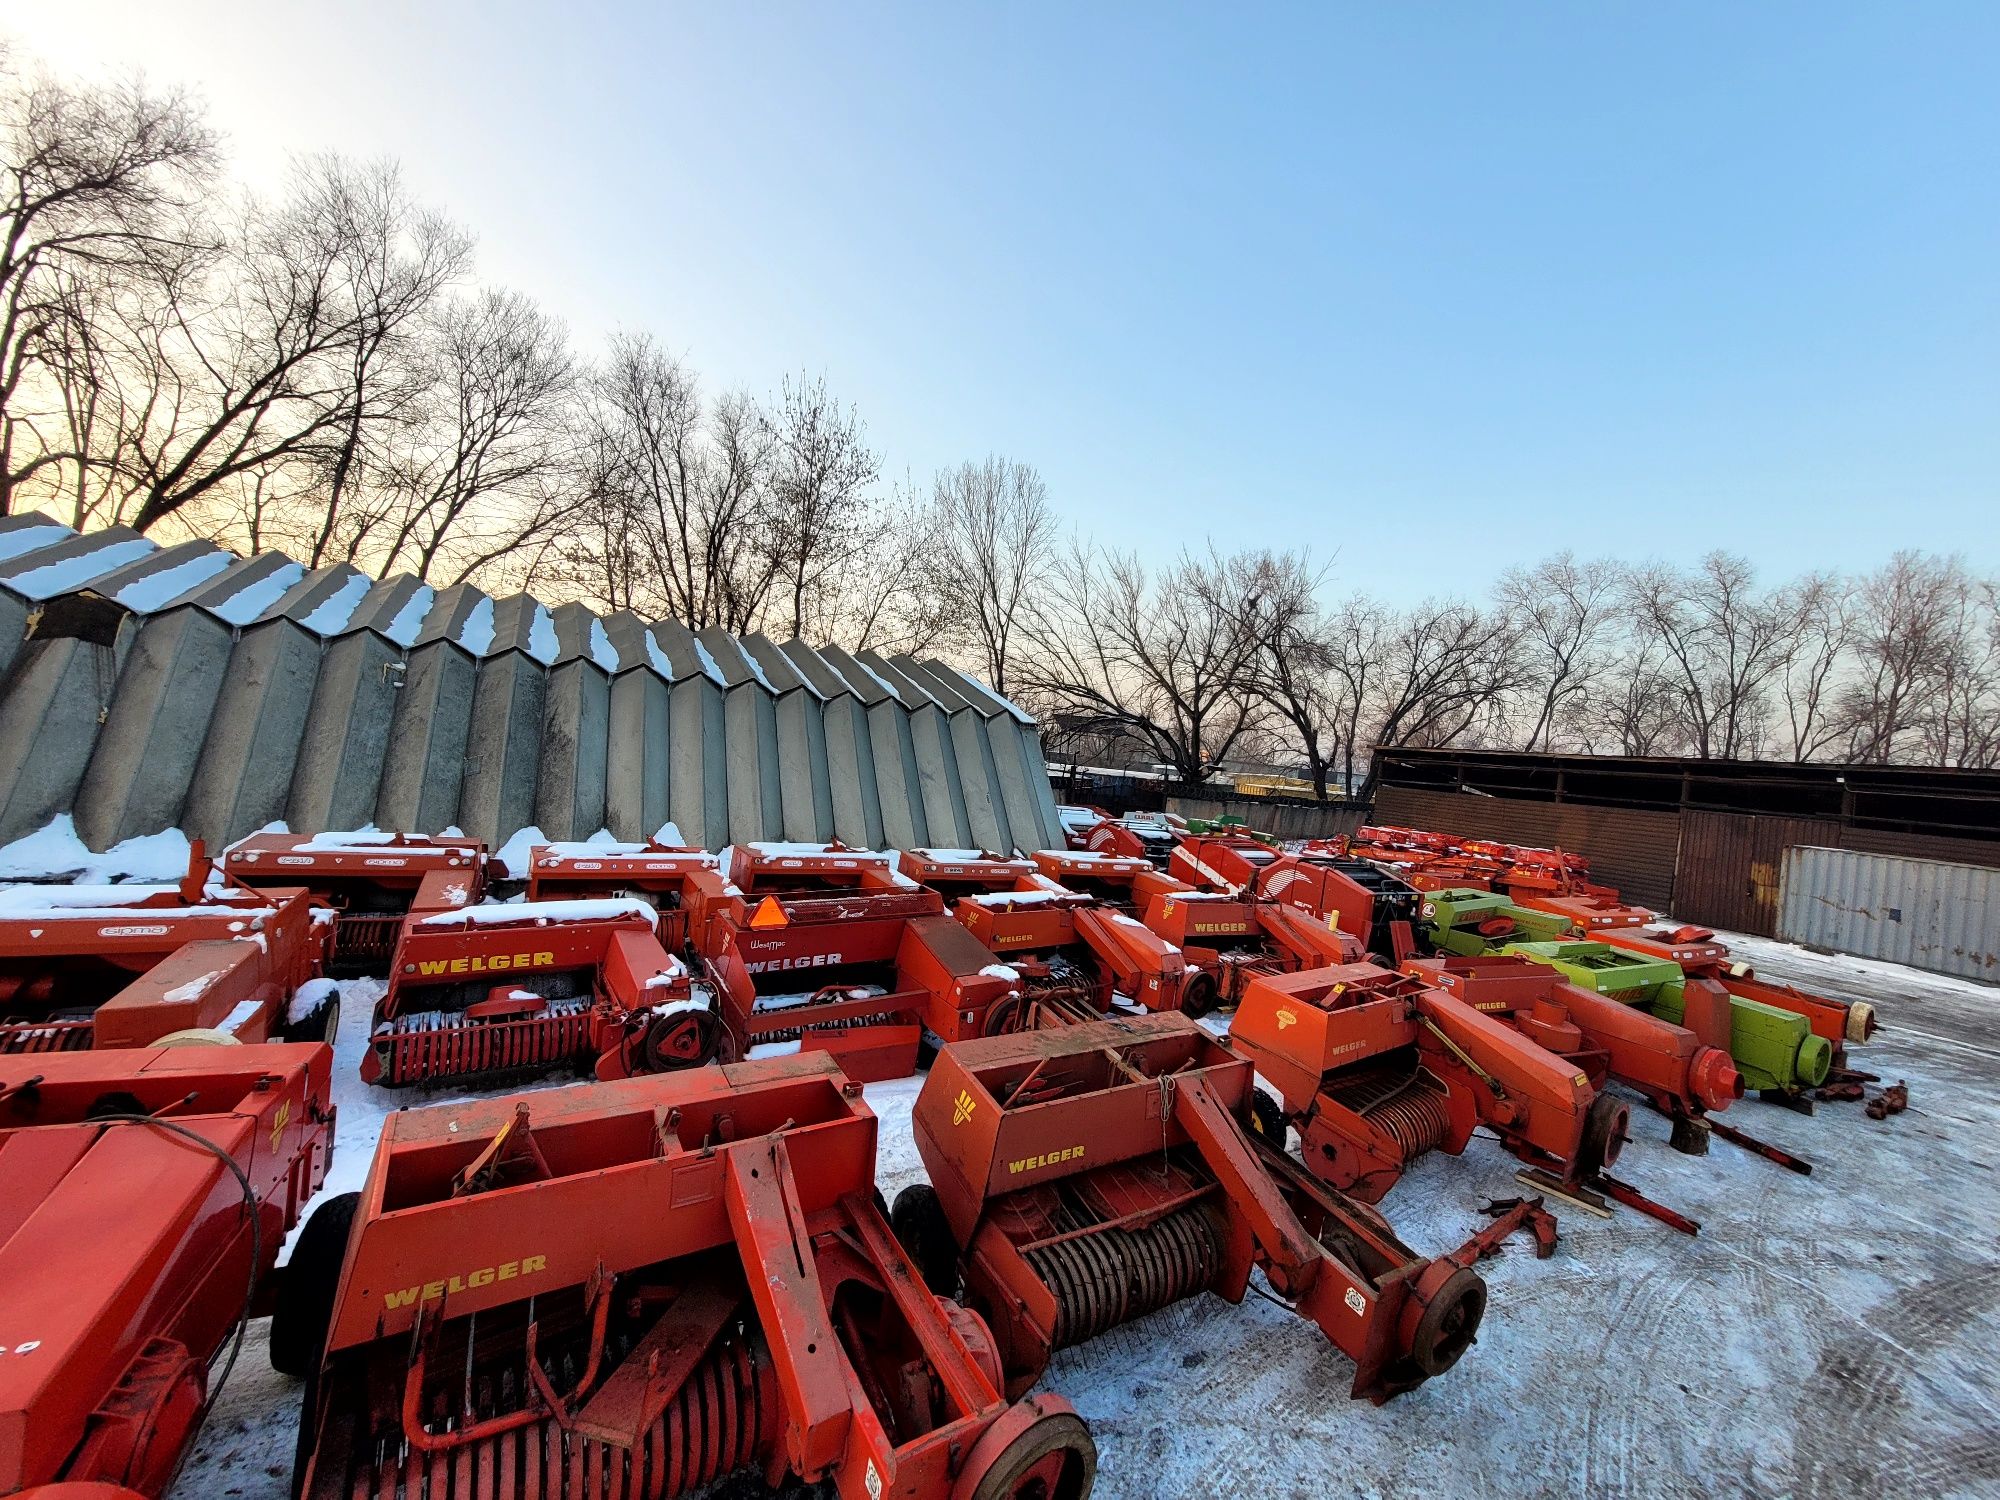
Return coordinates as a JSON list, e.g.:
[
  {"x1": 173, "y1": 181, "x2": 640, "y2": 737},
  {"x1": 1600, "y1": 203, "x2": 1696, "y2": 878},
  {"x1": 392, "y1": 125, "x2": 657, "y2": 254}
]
[{"x1": 12, "y1": 3, "x2": 1997, "y2": 600}]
